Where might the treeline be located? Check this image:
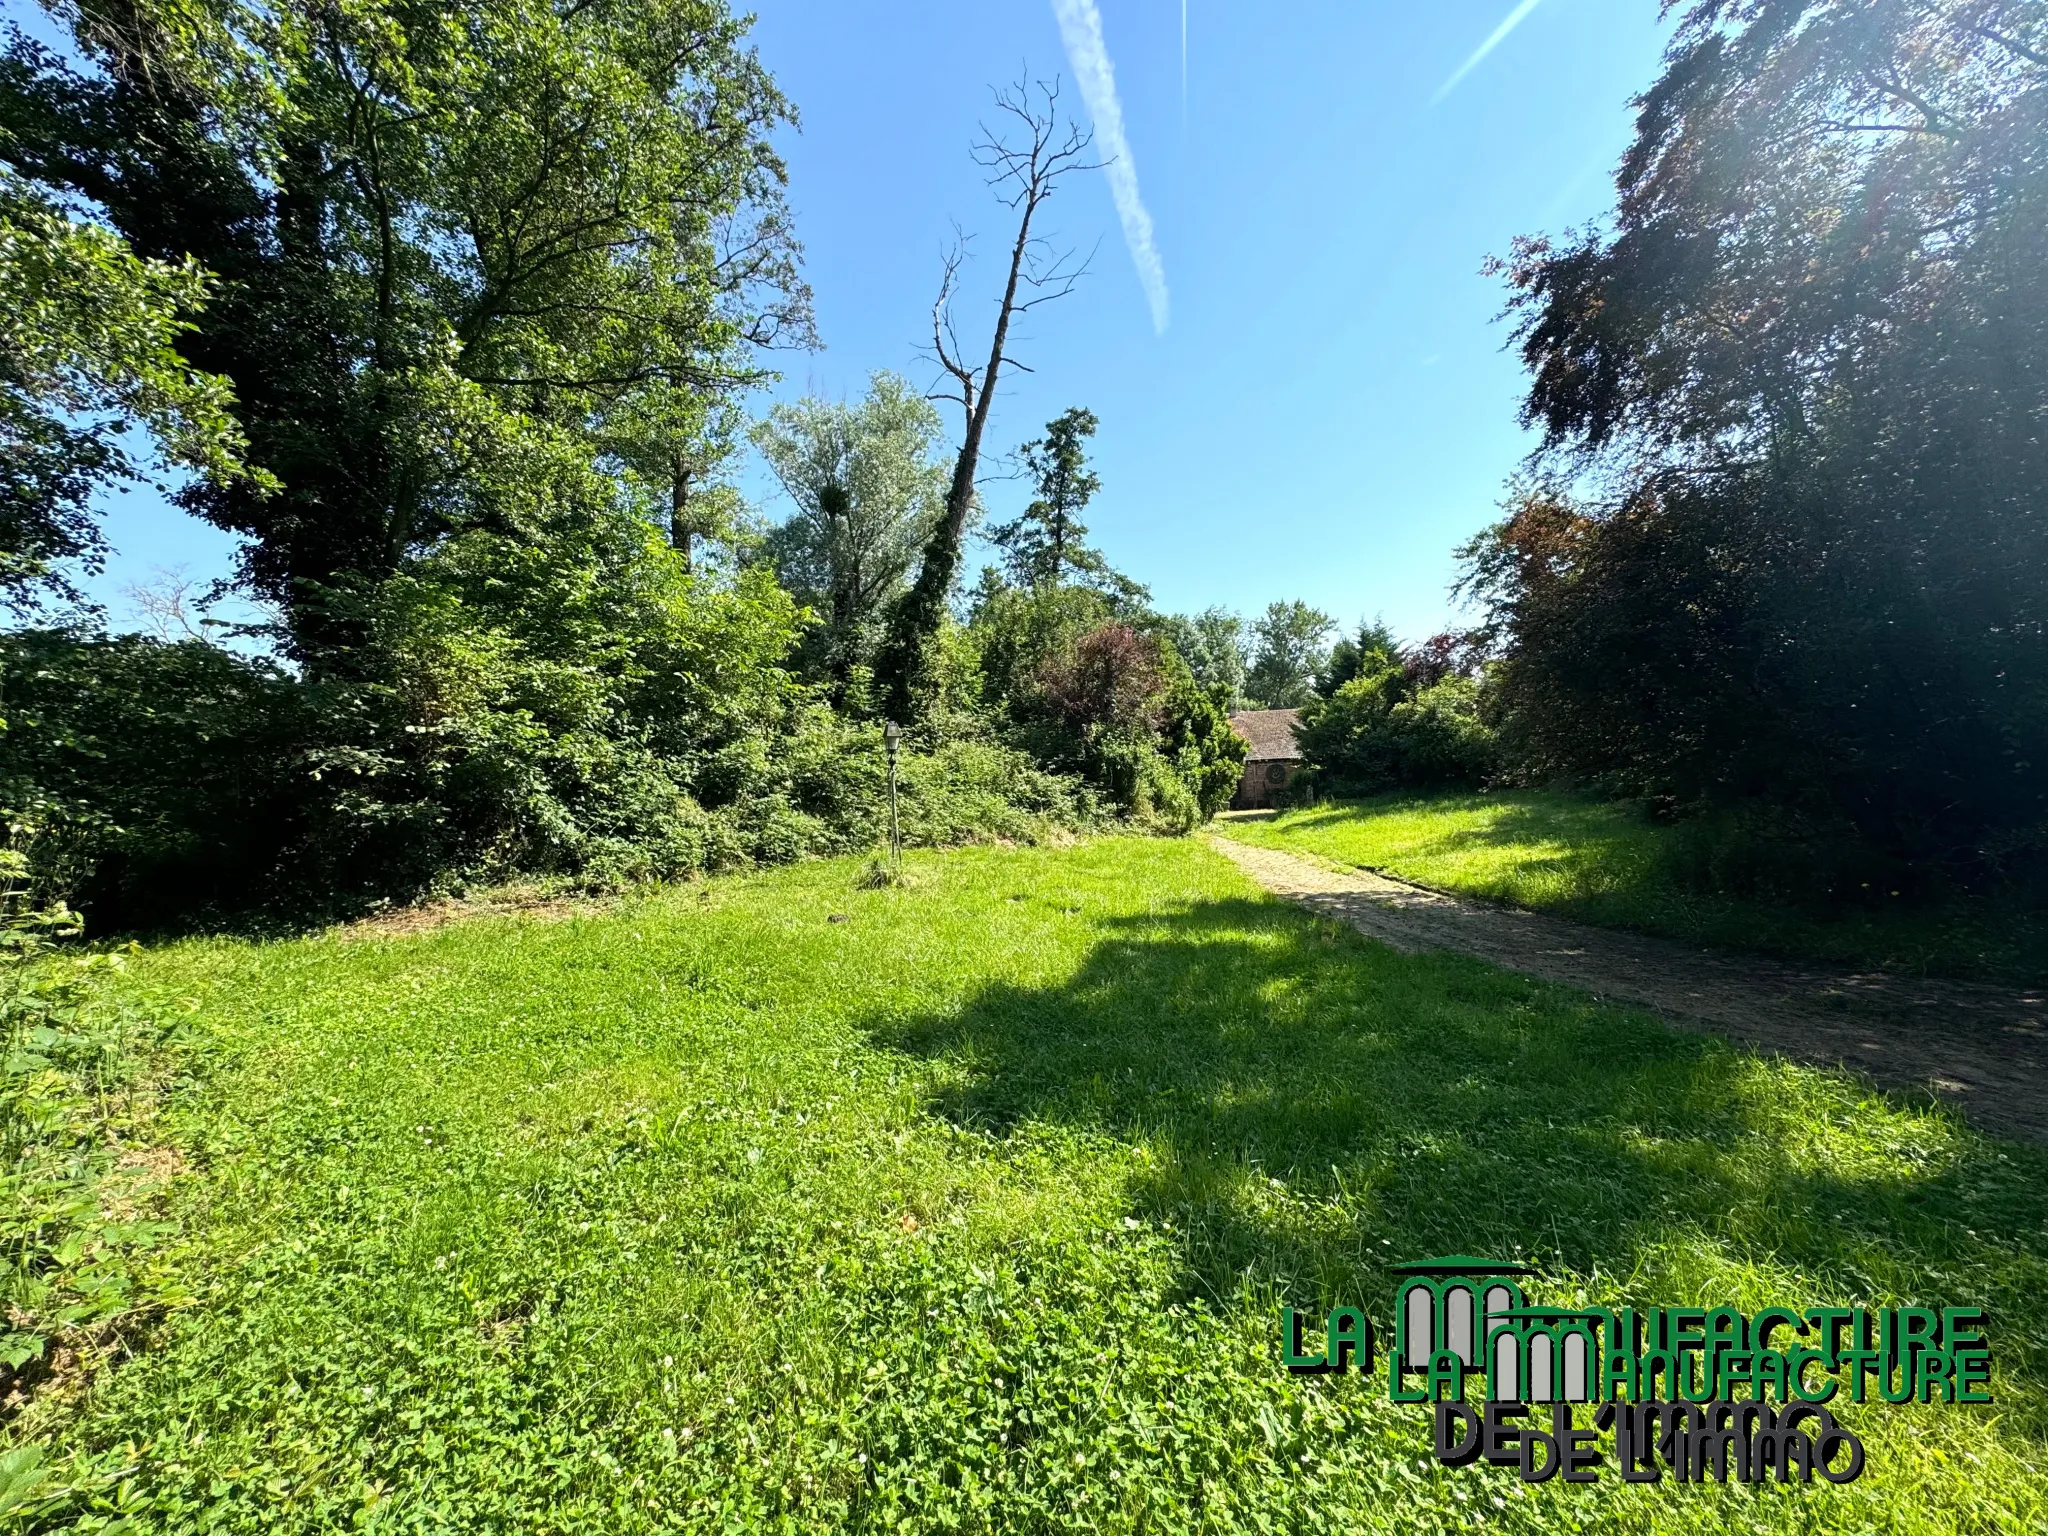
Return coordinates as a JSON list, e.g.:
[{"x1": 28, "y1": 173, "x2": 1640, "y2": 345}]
[
  {"x1": 1295, "y1": 2, "x2": 2048, "y2": 909},
  {"x1": 0, "y1": 1, "x2": 1259, "y2": 930}
]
